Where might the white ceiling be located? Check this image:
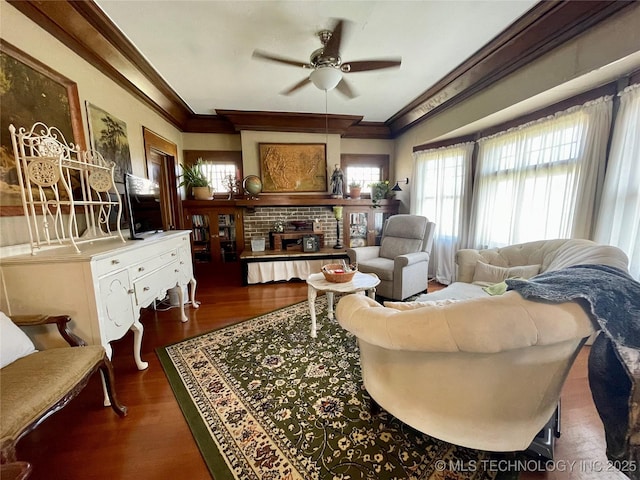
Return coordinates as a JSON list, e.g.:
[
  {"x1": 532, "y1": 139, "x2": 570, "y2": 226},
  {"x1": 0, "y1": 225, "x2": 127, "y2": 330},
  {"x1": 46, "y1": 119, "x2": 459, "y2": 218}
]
[{"x1": 94, "y1": 0, "x2": 539, "y2": 123}]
